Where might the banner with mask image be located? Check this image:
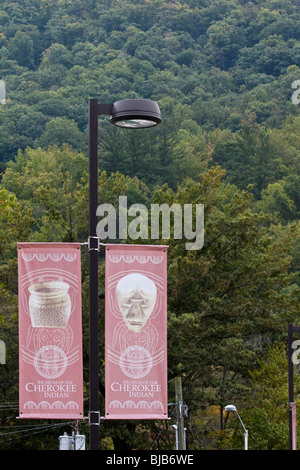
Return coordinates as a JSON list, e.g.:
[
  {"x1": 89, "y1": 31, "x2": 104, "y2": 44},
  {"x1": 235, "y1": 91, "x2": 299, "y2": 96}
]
[
  {"x1": 105, "y1": 244, "x2": 168, "y2": 419},
  {"x1": 18, "y1": 243, "x2": 83, "y2": 419}
]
